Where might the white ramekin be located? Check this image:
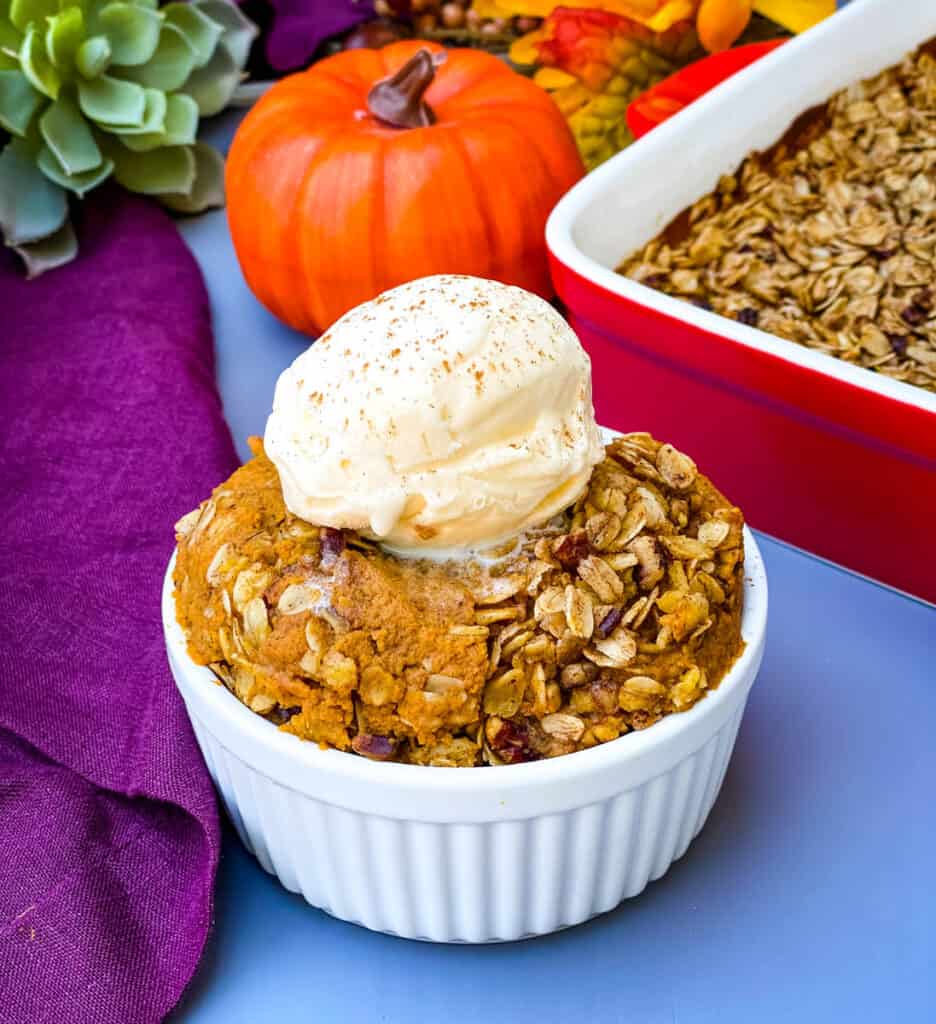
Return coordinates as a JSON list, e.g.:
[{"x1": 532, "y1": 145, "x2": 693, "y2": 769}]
[{"x1": 163, "y1": 529, "x2": 767, "y2": 942}]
